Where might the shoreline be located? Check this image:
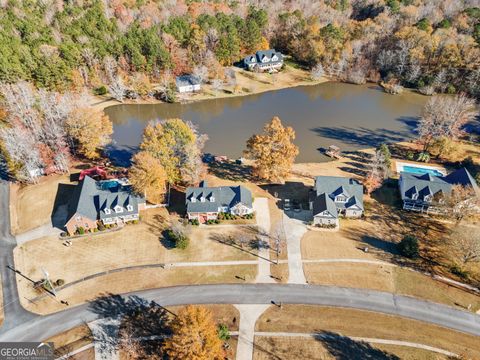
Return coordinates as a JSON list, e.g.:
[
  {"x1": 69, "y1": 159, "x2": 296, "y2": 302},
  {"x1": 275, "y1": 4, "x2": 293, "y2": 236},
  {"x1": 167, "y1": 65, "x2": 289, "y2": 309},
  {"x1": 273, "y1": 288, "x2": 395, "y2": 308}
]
[{"x1": 90, "y1": 66, "x2": 329, "y2": 112}]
